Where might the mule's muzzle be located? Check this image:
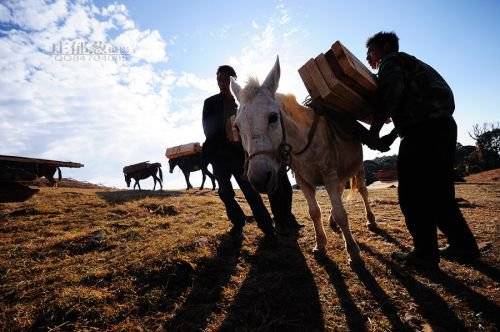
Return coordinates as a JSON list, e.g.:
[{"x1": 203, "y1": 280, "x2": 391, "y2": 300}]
[{"x1": 247, "y1": 159, "x2": 277, "y2": 194}]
